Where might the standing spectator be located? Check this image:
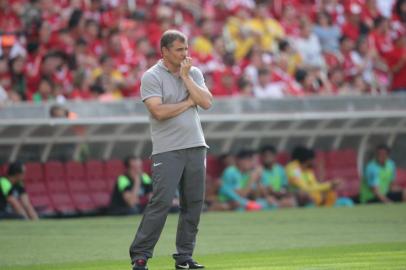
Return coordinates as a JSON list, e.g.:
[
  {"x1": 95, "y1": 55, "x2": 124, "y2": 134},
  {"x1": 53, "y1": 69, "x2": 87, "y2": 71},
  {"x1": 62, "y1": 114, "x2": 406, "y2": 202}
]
[
  {"x1": 108, "y1": 156, "x2": 152, "y2": 215},
  {"x1": 0, "y1": 161, "x2": 39, "y2": 220},
  {"x1": 258, "y1": 145, "x2": 297, "y2": 208},
  {"x1": 360, "y1": 144, "x2": 406, "y2": 203}
]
